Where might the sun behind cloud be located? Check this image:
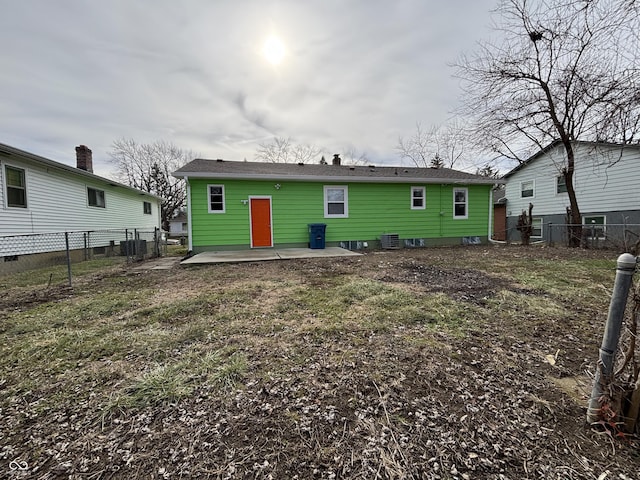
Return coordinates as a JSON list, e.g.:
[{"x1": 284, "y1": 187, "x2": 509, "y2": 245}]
[{"x1": 262, "y1": 34, "x2": 286, "y2": 65}]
